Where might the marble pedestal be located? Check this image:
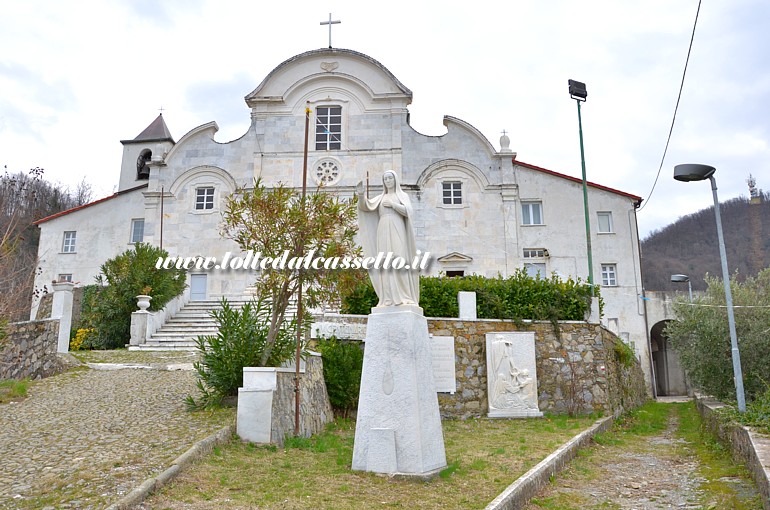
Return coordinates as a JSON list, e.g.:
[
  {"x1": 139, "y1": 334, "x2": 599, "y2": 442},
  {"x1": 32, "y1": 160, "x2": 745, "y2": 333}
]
[{"x1": 352, "y1": 306, "x2": 447, "y2": 475}]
